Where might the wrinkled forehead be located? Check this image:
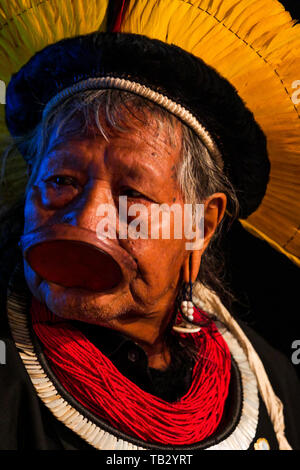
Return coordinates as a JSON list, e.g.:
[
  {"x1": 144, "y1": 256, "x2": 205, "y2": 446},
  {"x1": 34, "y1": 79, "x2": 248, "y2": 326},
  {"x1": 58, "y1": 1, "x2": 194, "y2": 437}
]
[{"x1": 44, "y1": 90, "x2": 183, "y2": 156}]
